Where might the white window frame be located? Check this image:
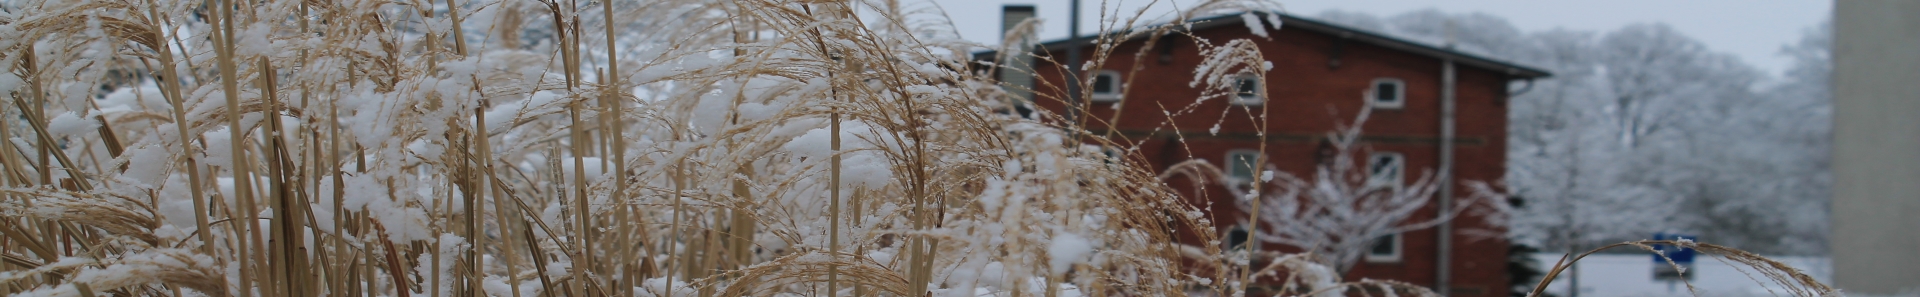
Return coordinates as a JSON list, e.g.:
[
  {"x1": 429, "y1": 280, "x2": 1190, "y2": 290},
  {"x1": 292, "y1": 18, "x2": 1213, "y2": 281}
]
[
  {"x1": 1224, "y1": 150, "x2": 1265, "y2": 183},
  {"x1": 1369, "y1": 78, "x2": 1406, "y2": 109},
  {"x1": 1090, "y1": 70, "x2": 1123, "y2": 102},
  {"x1": 1365, "y1": 233, "x2": 1404, "y2": 263},
  {"x1": 1230, "y1": 73, "x2": 1264, "y2": 105},
  {"x1": 1367, "y1": 152, "x2": 1405, "y2": 190}
]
